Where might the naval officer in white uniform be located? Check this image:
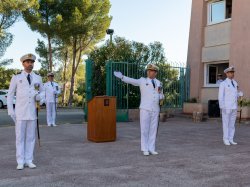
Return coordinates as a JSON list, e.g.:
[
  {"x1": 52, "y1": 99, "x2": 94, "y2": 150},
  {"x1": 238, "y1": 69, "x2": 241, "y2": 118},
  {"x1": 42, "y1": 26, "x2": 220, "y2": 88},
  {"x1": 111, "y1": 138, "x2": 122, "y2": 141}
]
[
  {"x1": 114, "y1": 64, "x2": 164, "y2": 156},
  {"x1": 44, "y1": 72, "x2": 61, "y2": 127},
  {"x1": 7, "y1": 53, "x2": 45, "y2": 170},
  {"x1": 218, "y1": 66, "x2": 243, "y2": 146},
  {"x1": 216, "y1": 74, "x2": 223, "y2": 85}
]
